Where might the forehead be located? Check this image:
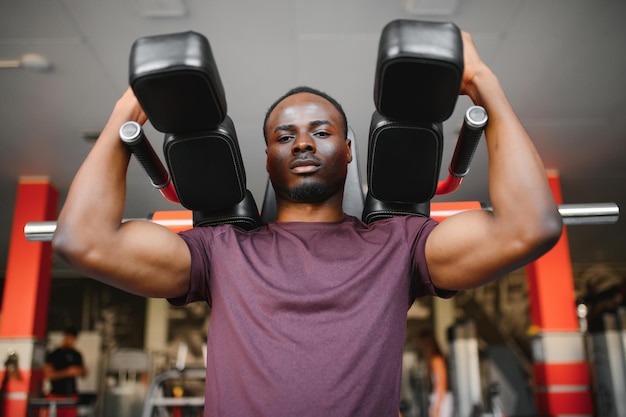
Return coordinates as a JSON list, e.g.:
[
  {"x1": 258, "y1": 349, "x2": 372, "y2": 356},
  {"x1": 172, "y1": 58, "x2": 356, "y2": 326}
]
[{"x1": 267, "y1": 93, "x2": 341, "y2": 128}]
